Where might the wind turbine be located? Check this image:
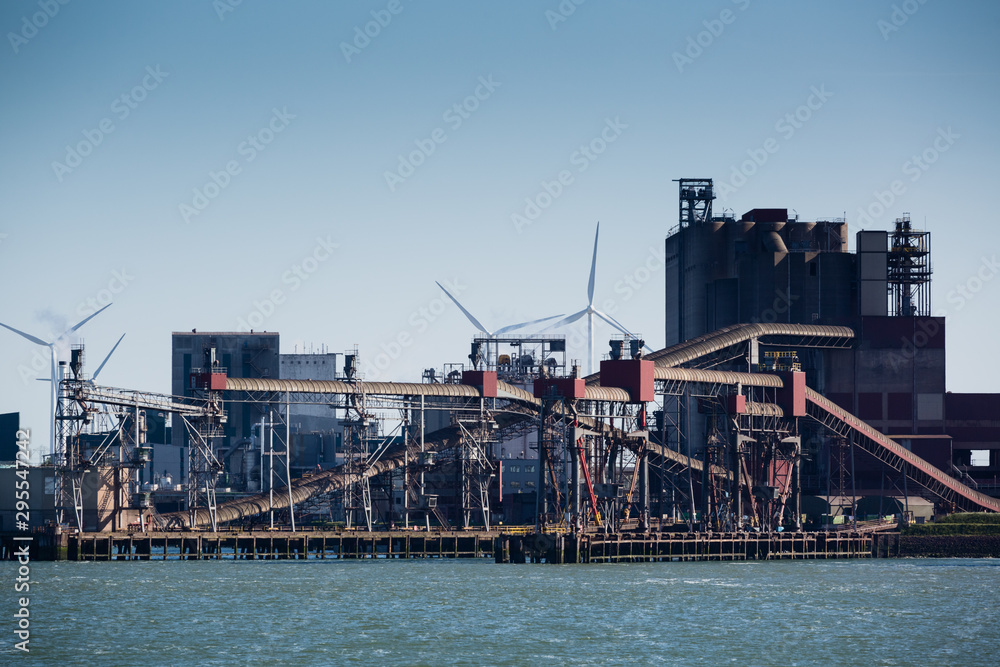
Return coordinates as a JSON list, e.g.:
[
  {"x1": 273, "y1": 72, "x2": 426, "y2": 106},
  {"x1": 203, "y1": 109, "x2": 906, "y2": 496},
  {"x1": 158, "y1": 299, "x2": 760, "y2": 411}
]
[
  {"x1": 89, "y1": 333, "x2": 126, "y2": 382},
  {"x1": 0, "y1": 303, "x2": 113, "y2": 459},
  {"x1": 548, "y1": 222, "x2": 647, "y2": 375},
  {"x1": 435, "y1": 281, "x2": 563, "y2": 338}
]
